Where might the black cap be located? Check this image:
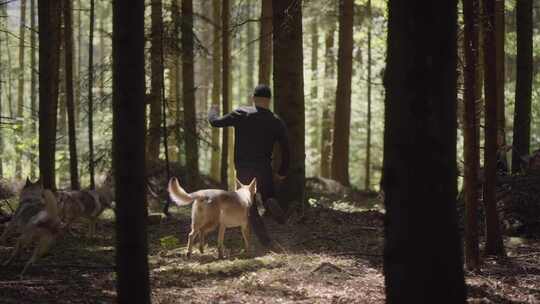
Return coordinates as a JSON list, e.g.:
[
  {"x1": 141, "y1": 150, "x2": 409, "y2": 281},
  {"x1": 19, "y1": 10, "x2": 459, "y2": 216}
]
[{"x1": 253, "y1": 84, "x2": 272, "y2": 98}]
